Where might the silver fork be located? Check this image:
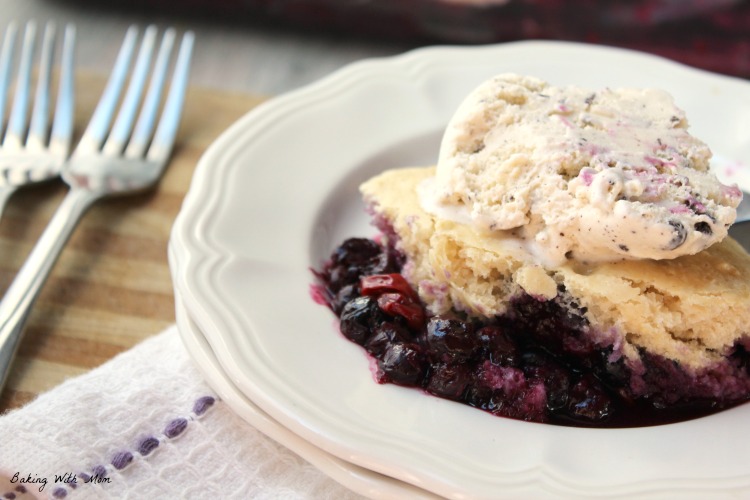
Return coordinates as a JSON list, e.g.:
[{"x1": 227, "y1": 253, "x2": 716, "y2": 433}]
[
  {"x1": 0, "y1": 21, "x2": 76, "y2": 217},
  {"x1": 0, "y1": 25, "x2": 194, "y2": 391}
]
